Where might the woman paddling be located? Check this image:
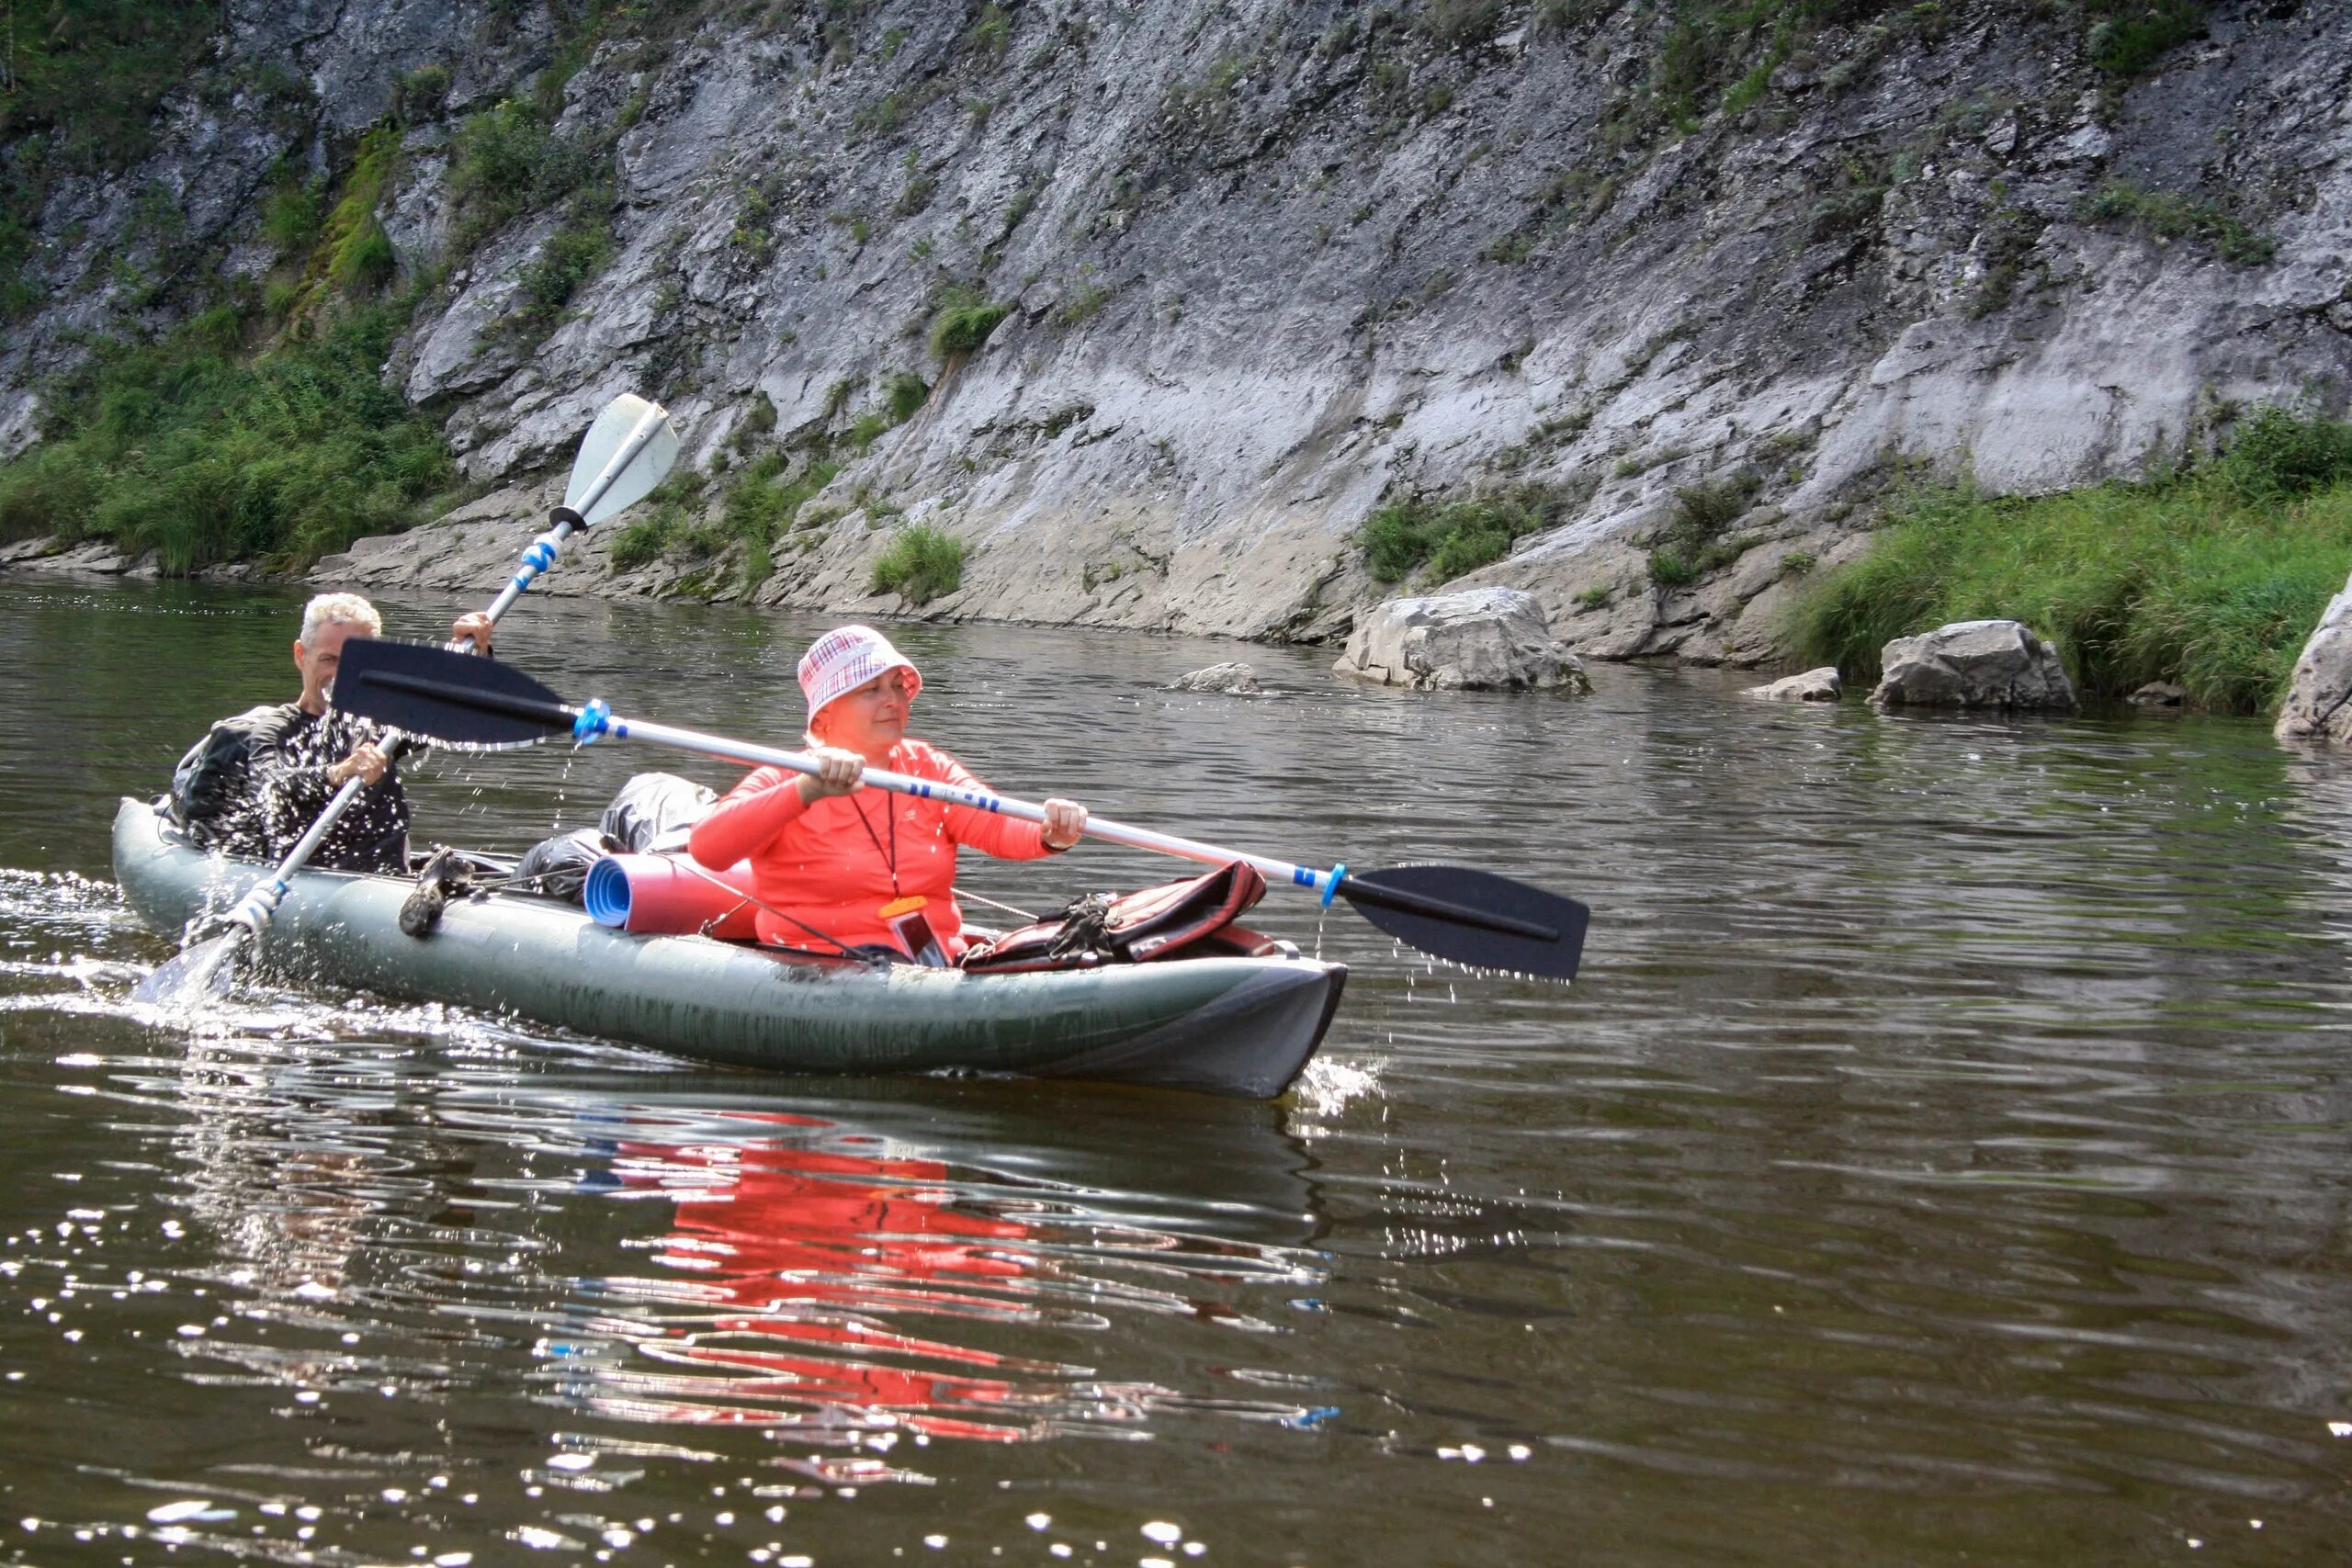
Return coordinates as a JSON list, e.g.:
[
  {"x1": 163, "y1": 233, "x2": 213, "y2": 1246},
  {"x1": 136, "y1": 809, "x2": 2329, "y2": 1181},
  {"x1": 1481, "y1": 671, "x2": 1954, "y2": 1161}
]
[{"x1": 687, "y1": 626, "x2": 1088, "y2": 962}]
